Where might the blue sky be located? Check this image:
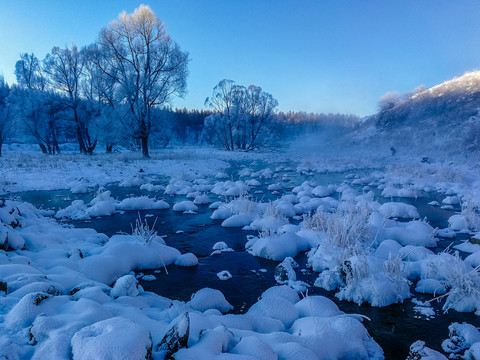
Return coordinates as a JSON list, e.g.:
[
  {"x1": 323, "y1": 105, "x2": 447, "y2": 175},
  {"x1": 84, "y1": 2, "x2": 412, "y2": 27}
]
[{"x1": 1, "y1": 1, "x2": 480, "y2": 116}]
